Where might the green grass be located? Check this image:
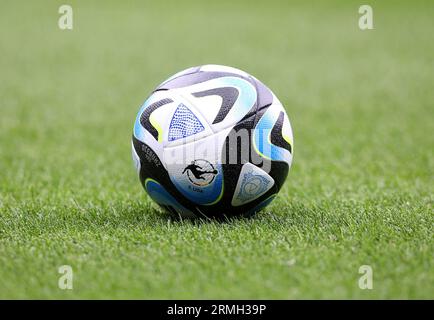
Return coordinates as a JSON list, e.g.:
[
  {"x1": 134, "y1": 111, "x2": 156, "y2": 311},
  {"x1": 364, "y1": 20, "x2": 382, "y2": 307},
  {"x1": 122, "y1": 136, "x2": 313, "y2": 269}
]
[{"x1": 0, "y1": 0, "x2": 433, "y2": 299}]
